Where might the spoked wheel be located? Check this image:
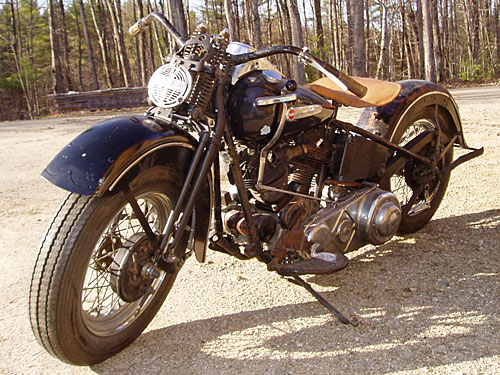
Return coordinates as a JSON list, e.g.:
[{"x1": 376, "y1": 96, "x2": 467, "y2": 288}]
[
  {"x1": 29, "y1": 167, "x2": 184, "y2": 365},
  {"x1": 381, "y1": 108, "x2": 454, "y2": 234}
]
